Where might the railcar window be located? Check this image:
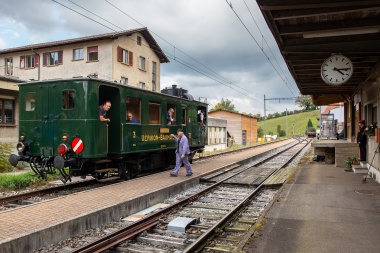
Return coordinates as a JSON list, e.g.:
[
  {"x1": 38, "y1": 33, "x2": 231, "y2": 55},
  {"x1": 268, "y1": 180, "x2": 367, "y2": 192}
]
[
  {"x1": 167, "y1": 104, "x2": 176, "y2": 125},
  {"x1": 126, "y1": 97, "x2": 141, "y2": 123},
  {"x1": 182, "y1": 107, "x2": 187, "y2": 125},
  {"x1": 25, "y1": 93, "x2": 35, "y2": 111},
  {"x1": 62, "y1": 90, "x2": 75, "y2": 109},
  {"x1": 149, "y1": 101, "x2": 160, "y2": 124}
]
